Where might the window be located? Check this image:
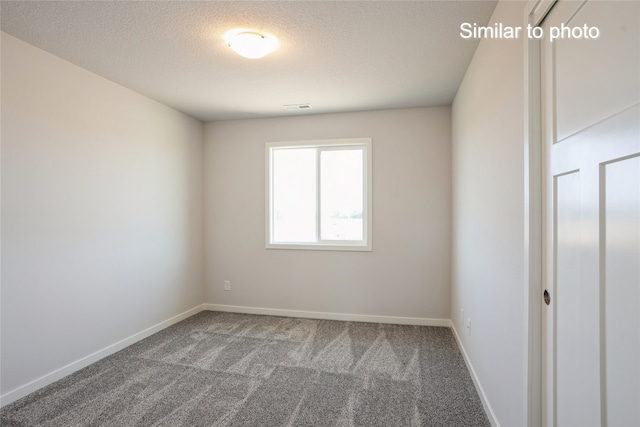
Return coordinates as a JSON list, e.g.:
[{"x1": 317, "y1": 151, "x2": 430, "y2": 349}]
[{"x1": 266, "y1": 138, "x2": 372, "y2": 251}]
